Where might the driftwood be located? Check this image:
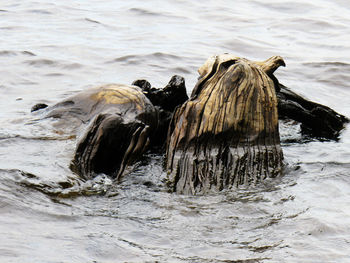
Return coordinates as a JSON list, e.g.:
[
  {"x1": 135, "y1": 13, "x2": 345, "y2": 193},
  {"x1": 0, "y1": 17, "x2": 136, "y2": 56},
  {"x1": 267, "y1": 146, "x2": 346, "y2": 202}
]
[
  {"x1": 277, "y1": 83, "x2": 349, "y2": 139},
  {"x1": 70, "y1": 85, "x2": 159, "y2": 179},
  {"x1": 165, "y1": 55, "x2": 348, "y2": 195},
  {"x1": 46, "y1": 84, "x2": 158, "y2": 180},
  {"x1": 166, "y1": 54, "x2": 285, "y2": 194},
  {"x1": 133, "y1": 75, "x2": 189, "y2": 147},
  {"x1": 30, "y1": 56, "x2": 348, "y2": 190},
  {"x1": 32, "y1": 77, "x2": 188, "y2": 180}
]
